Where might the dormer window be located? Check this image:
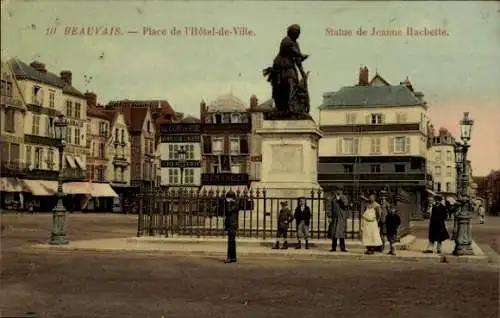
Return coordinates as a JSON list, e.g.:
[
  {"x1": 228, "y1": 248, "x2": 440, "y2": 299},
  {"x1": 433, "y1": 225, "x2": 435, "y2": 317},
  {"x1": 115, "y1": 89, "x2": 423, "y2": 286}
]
[
  {"x1": 371, "y1": 113, "x2": 383, "y2": 124},
  {"x1": 147, "y1": 120, "x2": 151, "y2": 133},
  {"x1": 231, "y1": 113, "x2": 241, "y2": 123},
  {"x1": 222, "y1": 113, "x2": 231, "y2": 123},
  {"x1": 214, "y1": 113, "x2": 222, "y2": 124}
]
